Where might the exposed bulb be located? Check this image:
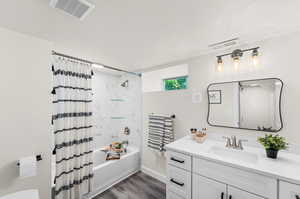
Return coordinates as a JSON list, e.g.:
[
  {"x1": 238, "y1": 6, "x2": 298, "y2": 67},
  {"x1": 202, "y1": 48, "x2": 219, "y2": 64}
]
[
  {"x1": 233, "y1": 58, "x2": 240, "y2": 71},
  {"x1": 252, "y1": 49, "x2": 259, "y2": 66},
  {"x1": 217, "y1": 63, "x2": 223, "y2": 72},
  {"x1": 253, "y1": 56, "x2": 259, "y2": 66}
]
